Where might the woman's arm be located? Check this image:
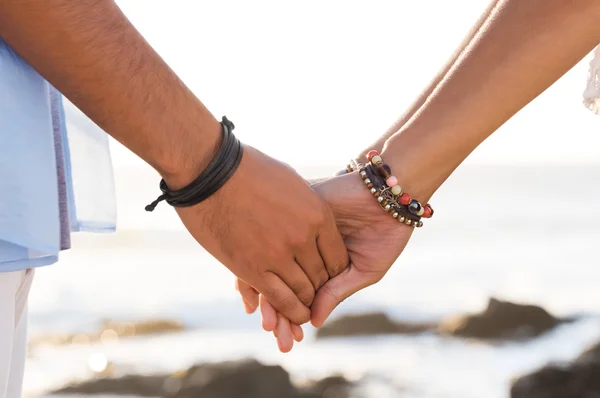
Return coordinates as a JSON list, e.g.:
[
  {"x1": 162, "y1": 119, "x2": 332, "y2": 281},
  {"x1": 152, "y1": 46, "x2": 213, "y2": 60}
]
[
  {"x1": 357, "y1": 0, "x2": 500, "y2": 159},
  {"x1": 242, "y1": 0, "x2": 600, "y2": 352},
  {"x1": 382, "y1": 0, "x2": 600, "y2": 201}
]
